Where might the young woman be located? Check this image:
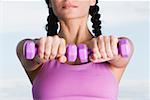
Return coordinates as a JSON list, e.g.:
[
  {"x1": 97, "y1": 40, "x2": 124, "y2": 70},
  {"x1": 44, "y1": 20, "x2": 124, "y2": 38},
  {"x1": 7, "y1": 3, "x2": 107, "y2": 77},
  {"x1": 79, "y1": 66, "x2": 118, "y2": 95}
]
[{"x1": 16, "y1": 0, "x2": 134, "y2": 100}]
